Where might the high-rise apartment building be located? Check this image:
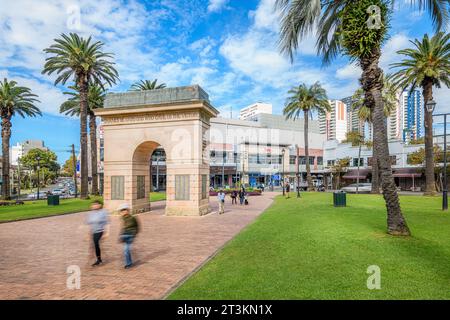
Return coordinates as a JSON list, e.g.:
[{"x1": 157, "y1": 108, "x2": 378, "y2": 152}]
[
  {"x1": 342, "y1": 96, "x2": 365, "y2": 136},
  {"x1": 319, "y1": 100, "x2": 347, "y2": 142},
  {"x1": 401, "y1": 89, "x2": 423, "y2": 142}
]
